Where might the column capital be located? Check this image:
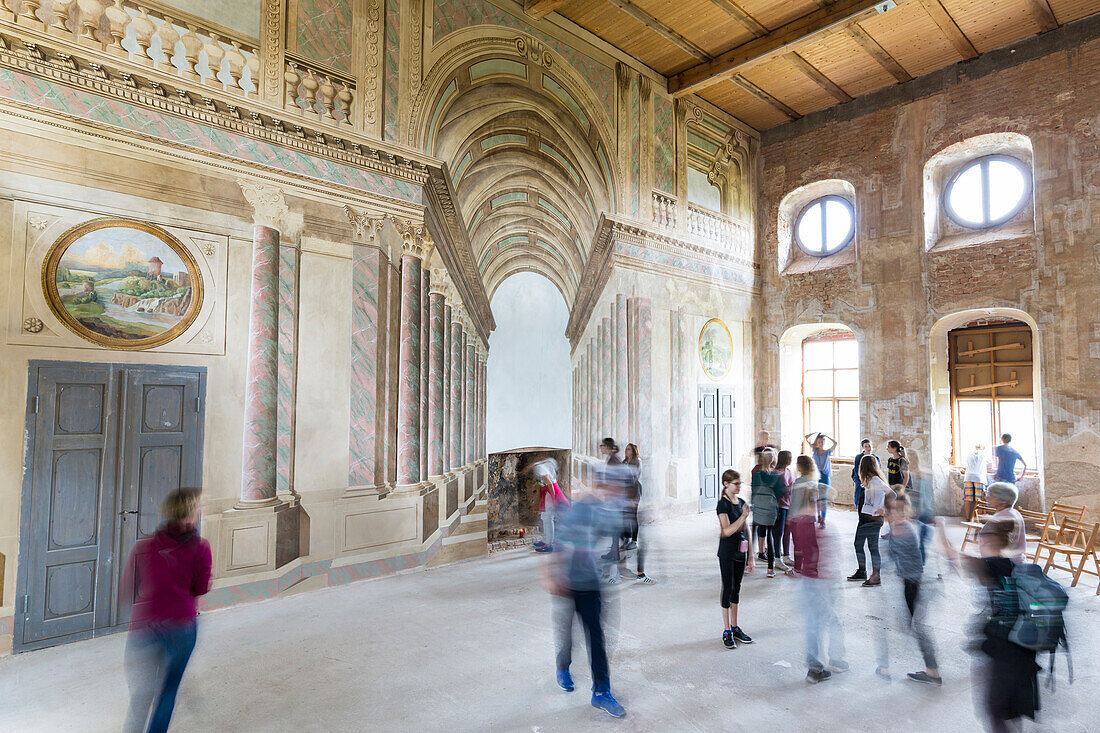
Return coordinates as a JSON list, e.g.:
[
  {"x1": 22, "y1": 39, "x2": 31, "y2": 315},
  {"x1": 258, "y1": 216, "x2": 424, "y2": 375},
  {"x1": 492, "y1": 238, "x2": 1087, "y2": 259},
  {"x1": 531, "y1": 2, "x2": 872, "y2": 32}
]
[
  {"x1": 239, "y1": 179, "x2": 289, "y2": 230},
  {"x1": 430, "y1": 267, "x2": 454, "y2": 298},
  {"x1": 344, "y1": 204, "x2": 386, "y2": 243}
]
